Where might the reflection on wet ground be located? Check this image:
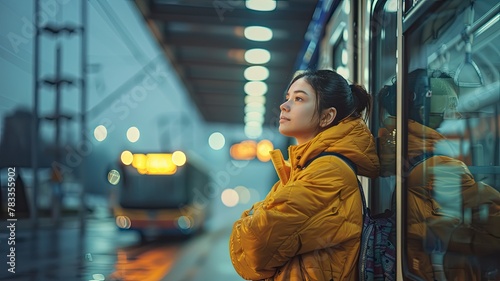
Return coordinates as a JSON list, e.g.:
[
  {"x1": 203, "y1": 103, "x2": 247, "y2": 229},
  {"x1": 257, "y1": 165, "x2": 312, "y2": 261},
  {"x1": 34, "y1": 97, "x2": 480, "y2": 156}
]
[{"x1": 0, "y1": 217, "x2": 243, "y2": 281}]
